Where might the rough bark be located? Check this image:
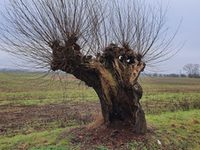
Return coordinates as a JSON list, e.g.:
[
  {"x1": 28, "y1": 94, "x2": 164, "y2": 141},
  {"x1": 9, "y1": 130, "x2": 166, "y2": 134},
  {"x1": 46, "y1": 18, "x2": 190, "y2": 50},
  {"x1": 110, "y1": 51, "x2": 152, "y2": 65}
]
[{"x1": 50, "y1": 38, "x2": 147, "y2": 134}]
